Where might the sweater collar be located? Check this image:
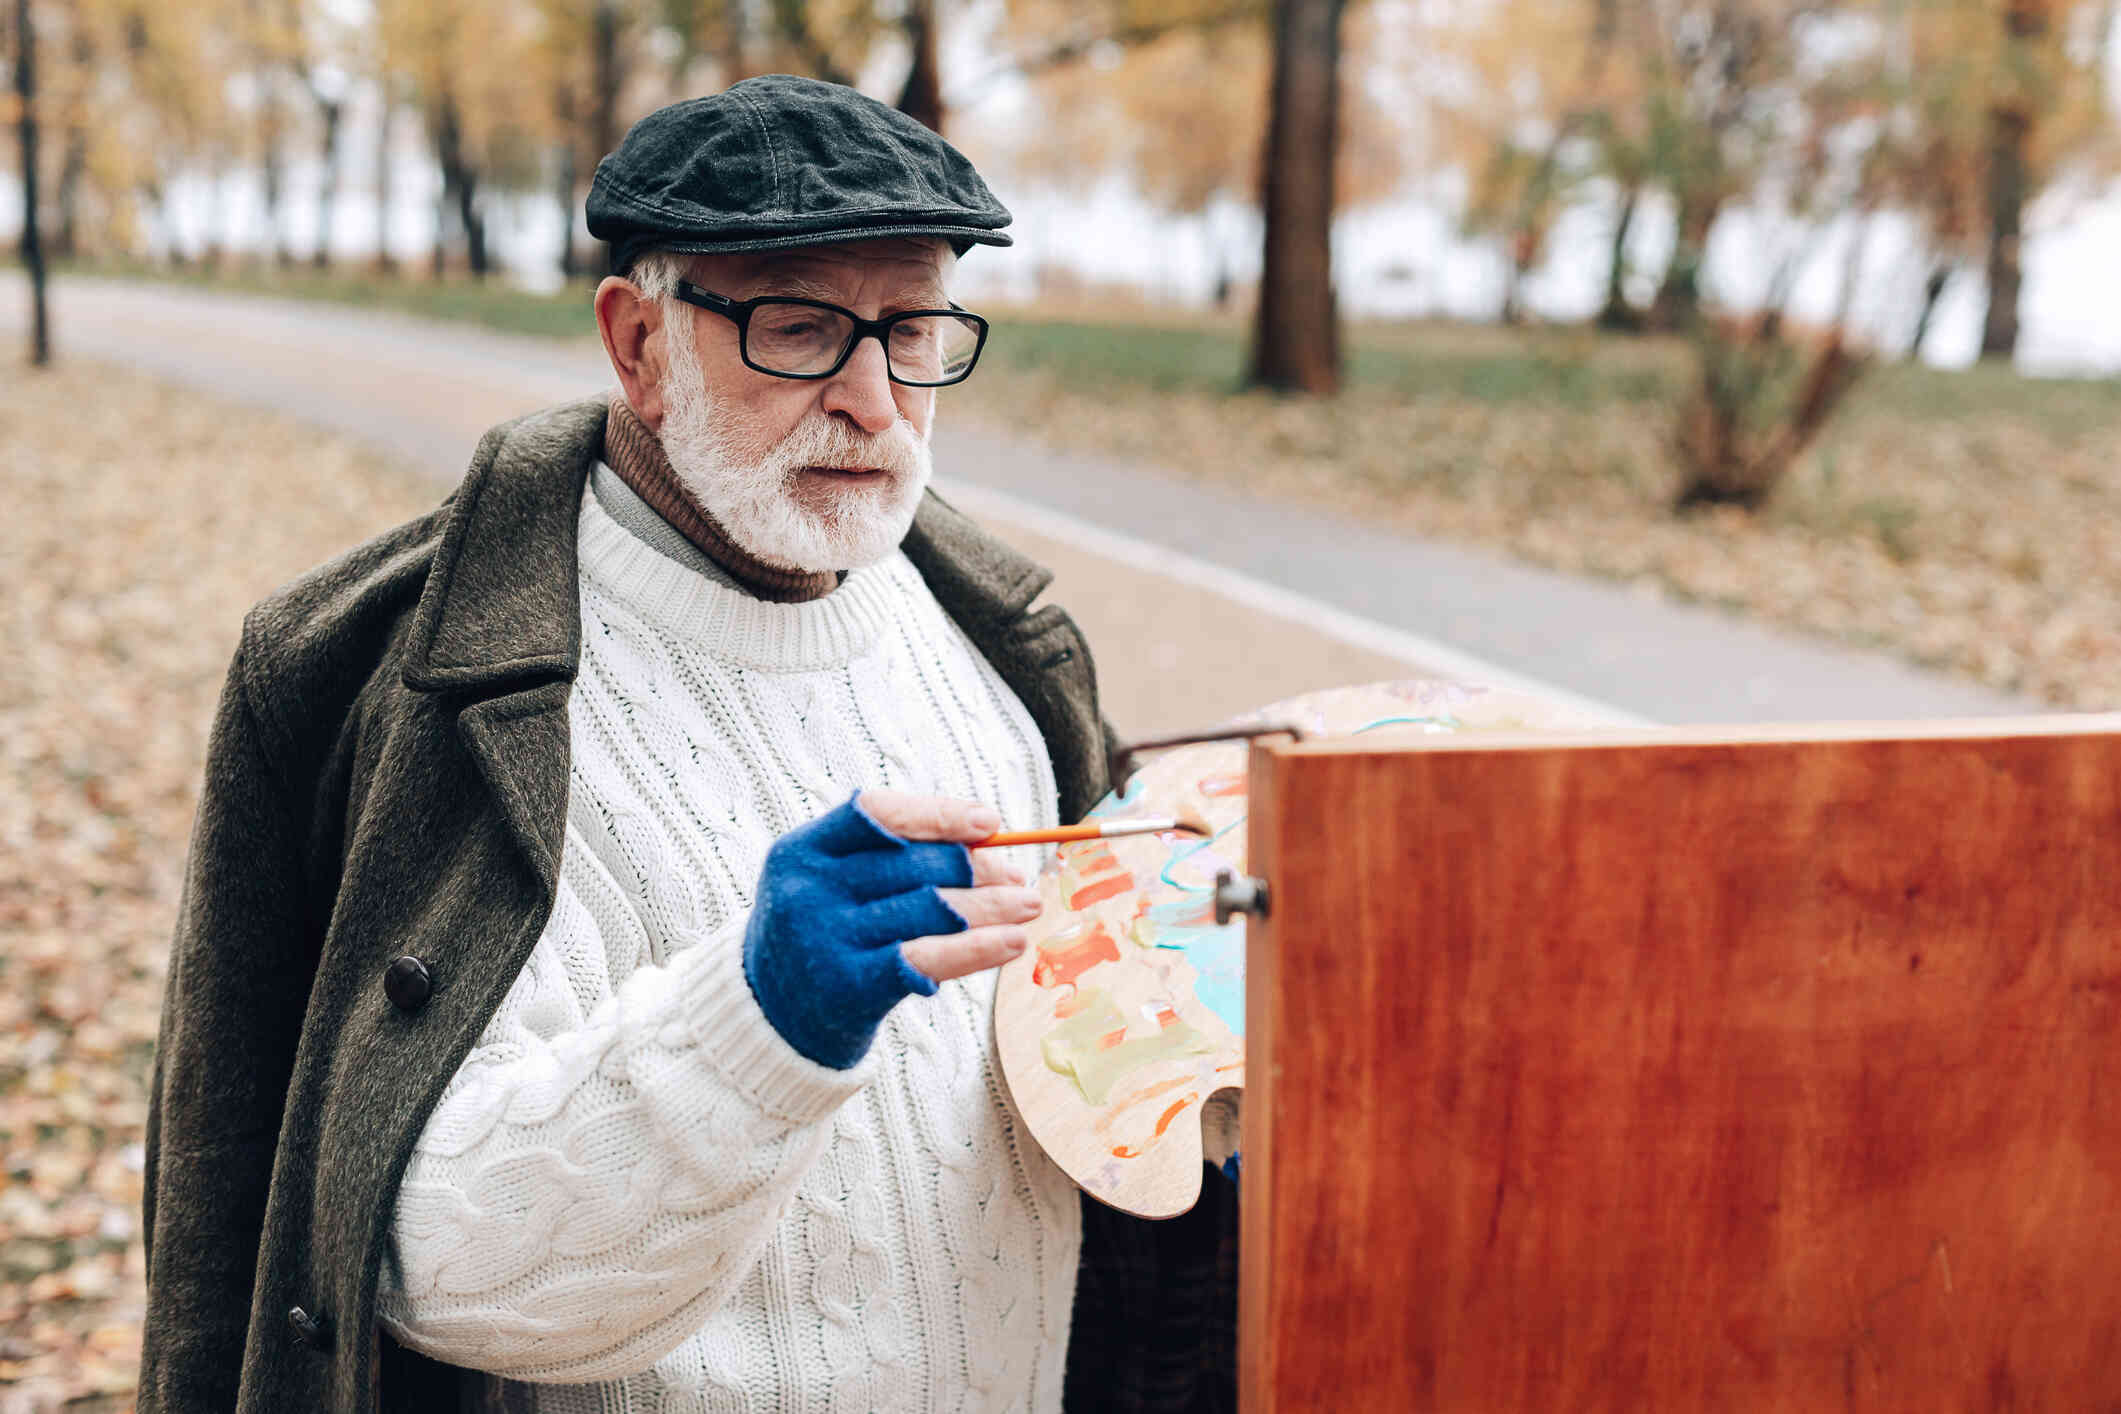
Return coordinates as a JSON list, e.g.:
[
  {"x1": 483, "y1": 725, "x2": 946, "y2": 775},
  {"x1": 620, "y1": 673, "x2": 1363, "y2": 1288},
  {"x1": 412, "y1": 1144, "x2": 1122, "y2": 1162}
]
[
  {"x1": 601, "y1": 393, "x2": 841, "y2": 604},
  {"x1": 402, "y1": 396, "x2": 1054, "y2": 696}
]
